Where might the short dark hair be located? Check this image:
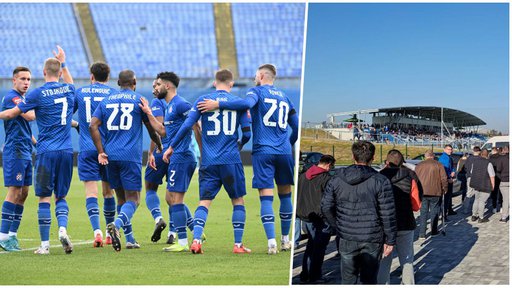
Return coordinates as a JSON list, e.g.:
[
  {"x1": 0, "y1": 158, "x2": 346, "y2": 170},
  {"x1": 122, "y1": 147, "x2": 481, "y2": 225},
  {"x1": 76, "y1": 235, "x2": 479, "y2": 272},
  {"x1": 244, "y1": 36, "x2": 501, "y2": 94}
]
[
  {"x1": 258, "y1": 63, "x2": 277, "y2": 78},
  {"x1": 215, "y1": 69, "x2": 234, "y2": 83},
  {"x1": 352, "y1": 141, "x2": 375, "y2": 164},
  {"x1": 157, "y1": 71, "x2": 179, "y2": 88},
  {"x1": 118, "y1": 70, "x2": 136, "y2": 87},
  {"x1": 13, "y1": 66, "x2": 30, "y2": 77},
  {"x1": 90, "y1": 62, "x2": 110, "y2": 82},
  {"x1": 481, "y1": 149, "x2": 489, "y2": 157},
  {"x1": 473, "y1": 146, "x2": 481, "y2": 152},
  {"x1": 386, "y1": 149, "x2": 404, "y2": 167},
  {"x1": 444, "y1": 144, "x2": 453, "y2": 149},
  {"x1": 319, "y1": 155, "x2": 336, "y2": 166}
]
